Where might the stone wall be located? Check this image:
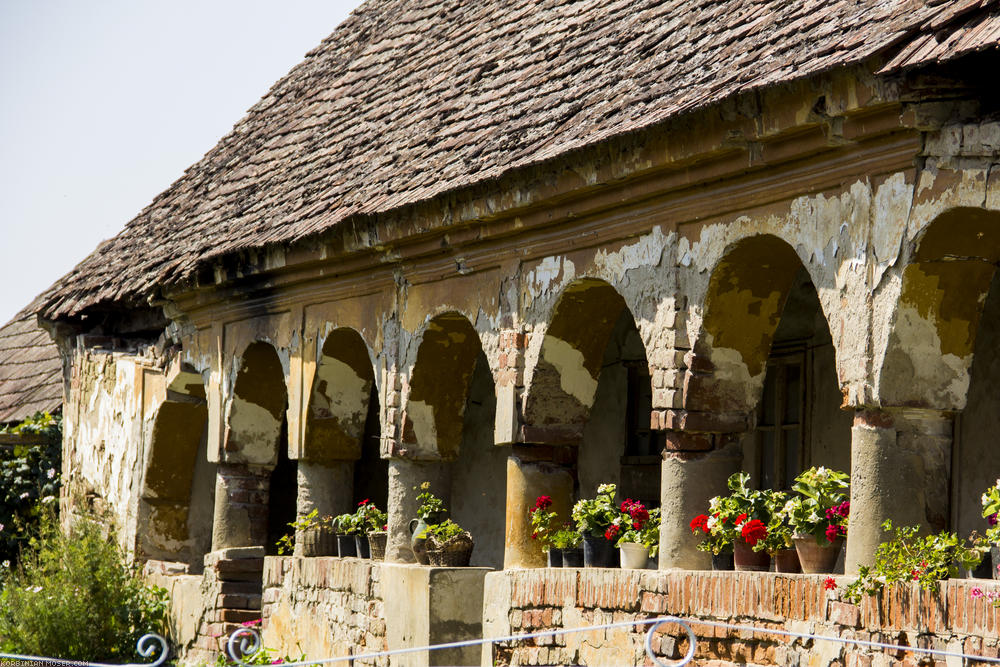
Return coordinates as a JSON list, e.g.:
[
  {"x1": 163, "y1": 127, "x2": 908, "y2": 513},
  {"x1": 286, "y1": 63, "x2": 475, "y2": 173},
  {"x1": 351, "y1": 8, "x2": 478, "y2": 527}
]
[
  {"x1": 482, "y1": 569, "x2": 1000, "y2": 667},
  {"x1": 262, "y1": 557, "x2": 491, "y2": 667}
]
